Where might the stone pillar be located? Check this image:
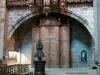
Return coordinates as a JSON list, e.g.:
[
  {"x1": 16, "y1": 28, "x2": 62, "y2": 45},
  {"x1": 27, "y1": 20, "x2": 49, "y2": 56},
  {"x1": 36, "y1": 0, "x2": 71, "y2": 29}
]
[
  {"x1": 0, "y1": 0, "x2": 6, "y2": 60},
  {"x1": 97, "y1": 0, "x2": 100, "y2": 62}
]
